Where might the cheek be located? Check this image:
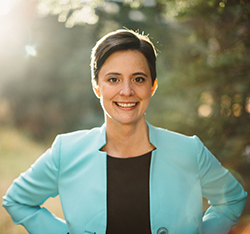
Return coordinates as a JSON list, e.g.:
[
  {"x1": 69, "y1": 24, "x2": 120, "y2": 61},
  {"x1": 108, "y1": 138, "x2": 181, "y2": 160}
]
[
  {"x1": 140, "y1": 88, "x2": 153, "y2": 99},
  {"x1": 99, "y1": 96, "x2": 110, "y2": 114},
  {"x1": 100, "y1": 88, "x2": 112, "y2": 99}
]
